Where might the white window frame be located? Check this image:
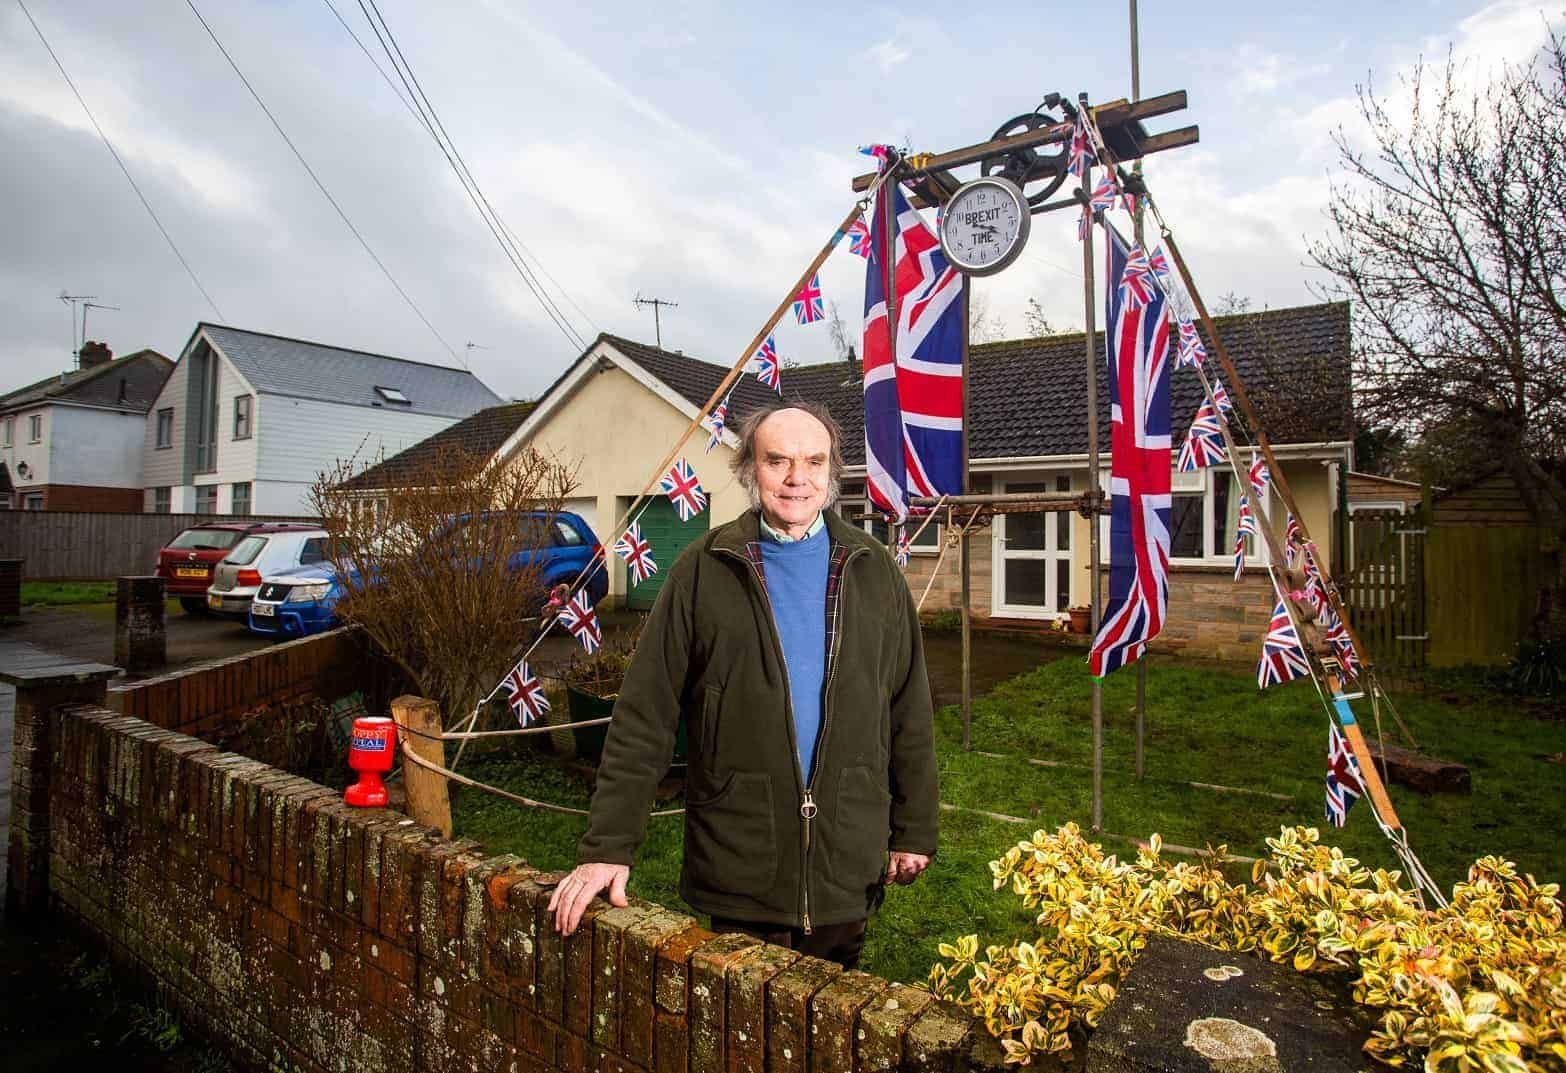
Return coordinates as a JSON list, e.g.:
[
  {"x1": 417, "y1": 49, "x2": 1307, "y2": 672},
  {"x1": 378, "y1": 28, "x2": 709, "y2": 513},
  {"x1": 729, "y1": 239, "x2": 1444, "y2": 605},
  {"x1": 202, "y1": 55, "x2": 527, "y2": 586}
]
[
  {"x1": 24, "y1": 493, "x2": 44, "y2": 511},
  {"x1": 155, "y1": 408, "x2": 174, "y2": 449},
  {"x1": 152, "y1": 487, "x2": 171, "y2": 514},
  {"x1": 230, "y1": 481, "x2": 252, "y2": 515},
  {"x1": 1099, "y1": 466, "x2": 1271, "y2": 566},
  {"x1": 233, "y1": 395, "x2": 252, "y2": 440},
  {"x1": 2, "y1": 417, "x2": 12, "y2": 447},
  {"x1": 27, "y1": 414, "x2": 42, "y2": 443},
  {"x1": 992, "y1": 473, "x2": 1076, "y2": 619},
  {"x1": 856, "y1": 499, "x2": 940, "y2": 554},
  {"x1": 195, "y1": 484, "x2": 218, "y2": 515}
]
